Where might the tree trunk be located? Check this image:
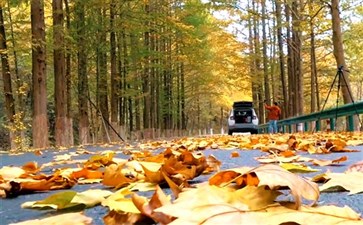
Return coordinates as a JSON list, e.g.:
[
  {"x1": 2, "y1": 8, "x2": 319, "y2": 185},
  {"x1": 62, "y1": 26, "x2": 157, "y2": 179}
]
[
  {"x1": 53, "y1": 0, "x2": 69, "y2": 147},
  {"x1": 309, "y1": 0, "x2": 319, "y2": 113},
  {"x1": 275, "y1": 0, "x2": 288, "y2": 118},
  {"x1": 331, "y1": 0, "x2": 356, "y2": 130},
  {"x1": 143, "y1": 3, "x2": 151, "y2": 138},
  {"x1": 291, "y1": 0, "x2": 303, "y2": 115},
  {"x1": 76, "y1": 0, "x2": 89, "y2": 144},
  {"x1": 247, "y1": 1, "x2": 259, "y2": 118},
  {"x1": 331, "y1": 0, "x2": 352, "y2": 104},
  {"x1": 262, "y1": 0, "x2": 271, "y2": 105},
  {"x1": 110, "y1": 0, "x2": 119, "y2": 142},
  {"x1": 0, "y1": 6, "x2": 16, "y2": 150},
  {"x1": 64, "y1": 0, "x2": 73, "y2": 145},
  {"x1": 97, "y1": 7, "x2": 109, "y2": 142},
  {"x1": 31, "y1": 0, "x2": 49, "y2": 148},
  {"x1": 285, "y1": 1, "x2": 294, "y2": 117},
  {"x1": 252, "y1": 0, "x2": 264, "y2": 123}
]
